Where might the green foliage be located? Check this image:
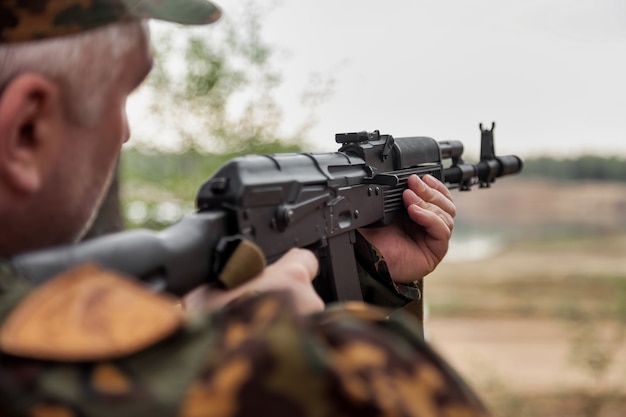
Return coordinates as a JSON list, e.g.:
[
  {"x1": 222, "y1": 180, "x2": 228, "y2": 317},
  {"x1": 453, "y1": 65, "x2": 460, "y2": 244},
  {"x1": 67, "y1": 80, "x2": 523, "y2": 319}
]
[
  {"x1": 522, "y1": 155, "x2": 626, "y2": 183},
  {"x1": 134, "y1": 1, "x2": 327, "y2": 155}
]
